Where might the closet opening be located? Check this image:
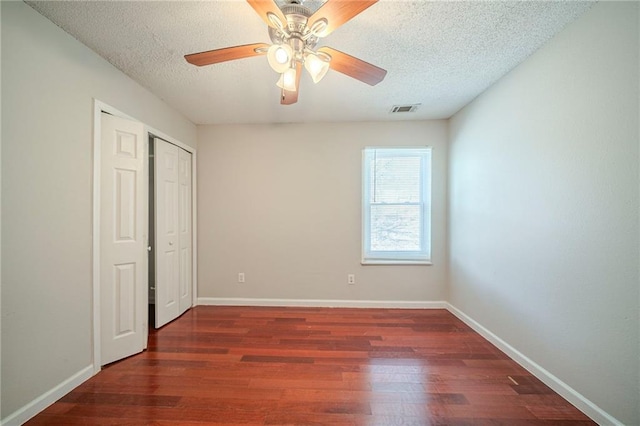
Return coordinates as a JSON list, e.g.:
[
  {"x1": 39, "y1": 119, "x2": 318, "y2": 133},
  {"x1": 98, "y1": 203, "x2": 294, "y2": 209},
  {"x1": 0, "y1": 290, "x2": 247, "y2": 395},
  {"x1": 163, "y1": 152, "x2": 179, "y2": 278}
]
[{"x1": 93, "y1": 100, "x2": 197, "y2": 369}]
